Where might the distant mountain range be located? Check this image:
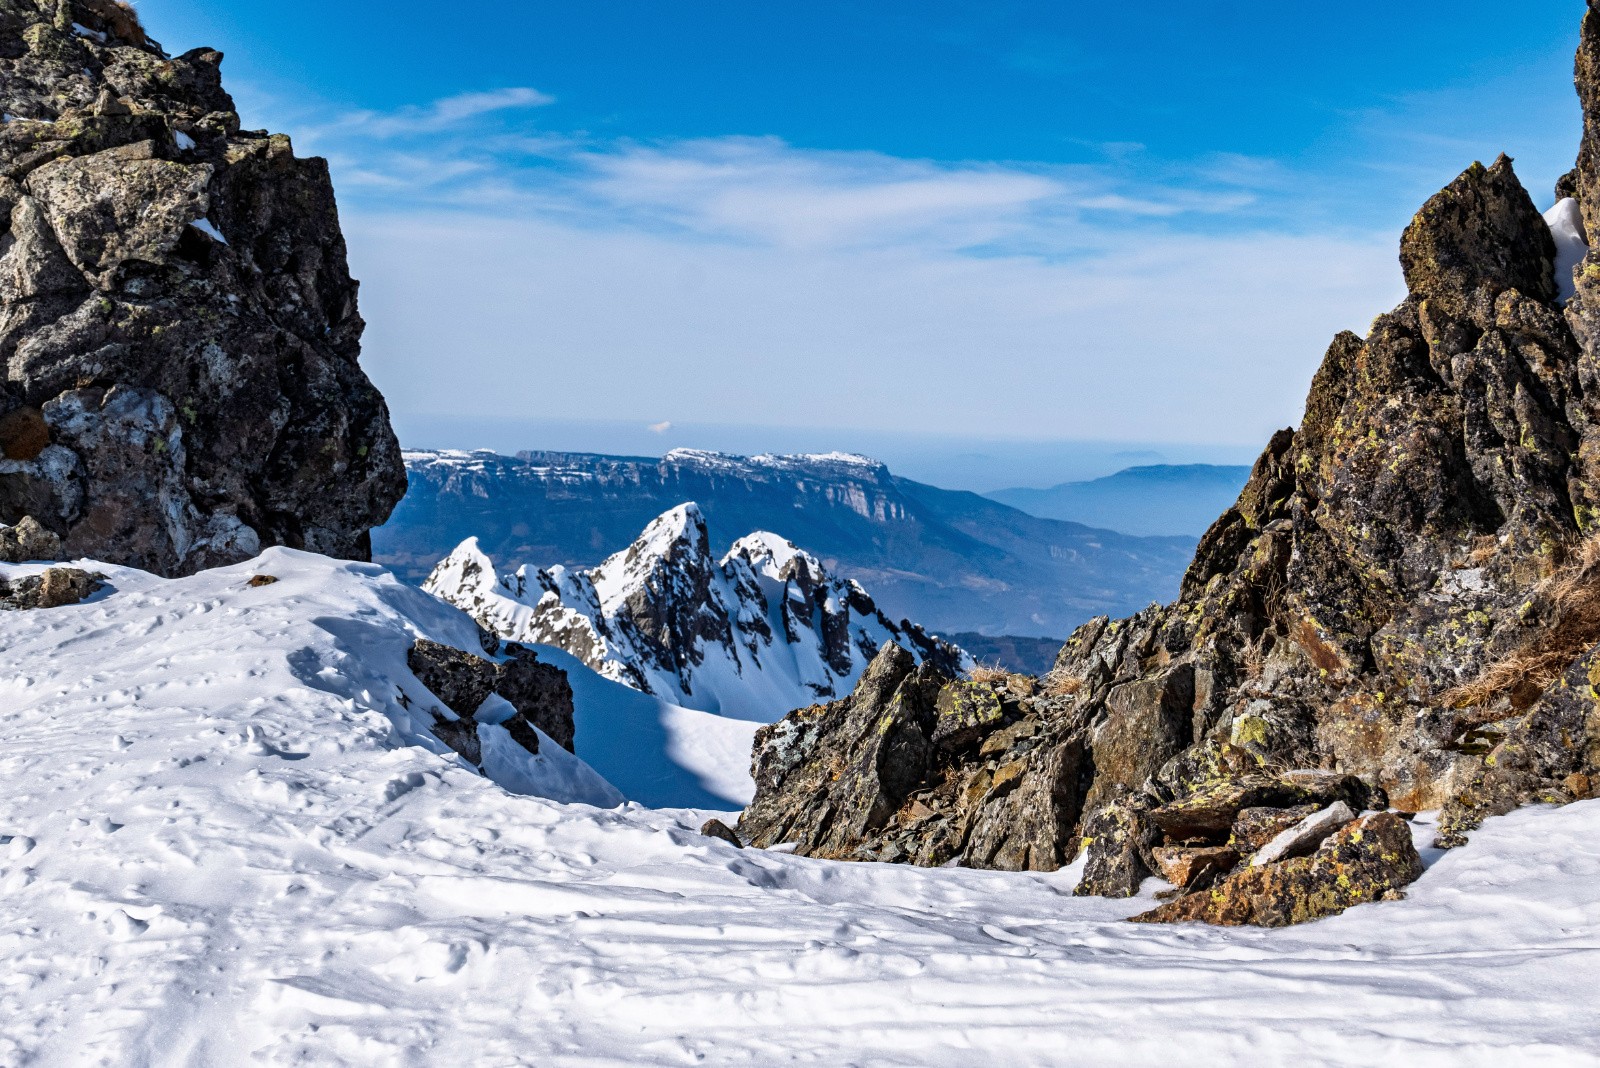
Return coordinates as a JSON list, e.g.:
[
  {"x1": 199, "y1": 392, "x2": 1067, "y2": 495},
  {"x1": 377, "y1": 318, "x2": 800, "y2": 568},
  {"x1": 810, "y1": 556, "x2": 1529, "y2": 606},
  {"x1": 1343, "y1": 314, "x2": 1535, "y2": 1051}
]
[
  {"x1": 376, "y1": 449, "x2": 1200, "y2": 640},
  {"x1": 987, "y1": 464, "x2": 1253, "y2": 536}
]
